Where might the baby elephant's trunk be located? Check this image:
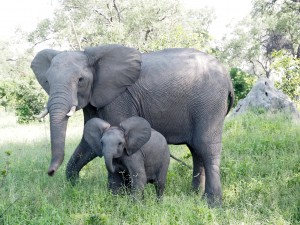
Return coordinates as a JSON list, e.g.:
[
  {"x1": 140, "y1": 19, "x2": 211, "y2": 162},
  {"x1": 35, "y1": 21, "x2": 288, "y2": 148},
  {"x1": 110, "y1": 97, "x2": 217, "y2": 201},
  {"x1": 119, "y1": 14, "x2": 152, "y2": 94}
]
[{"x1": 104, "y1": 152, "x2": 115, "y2": 173}]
